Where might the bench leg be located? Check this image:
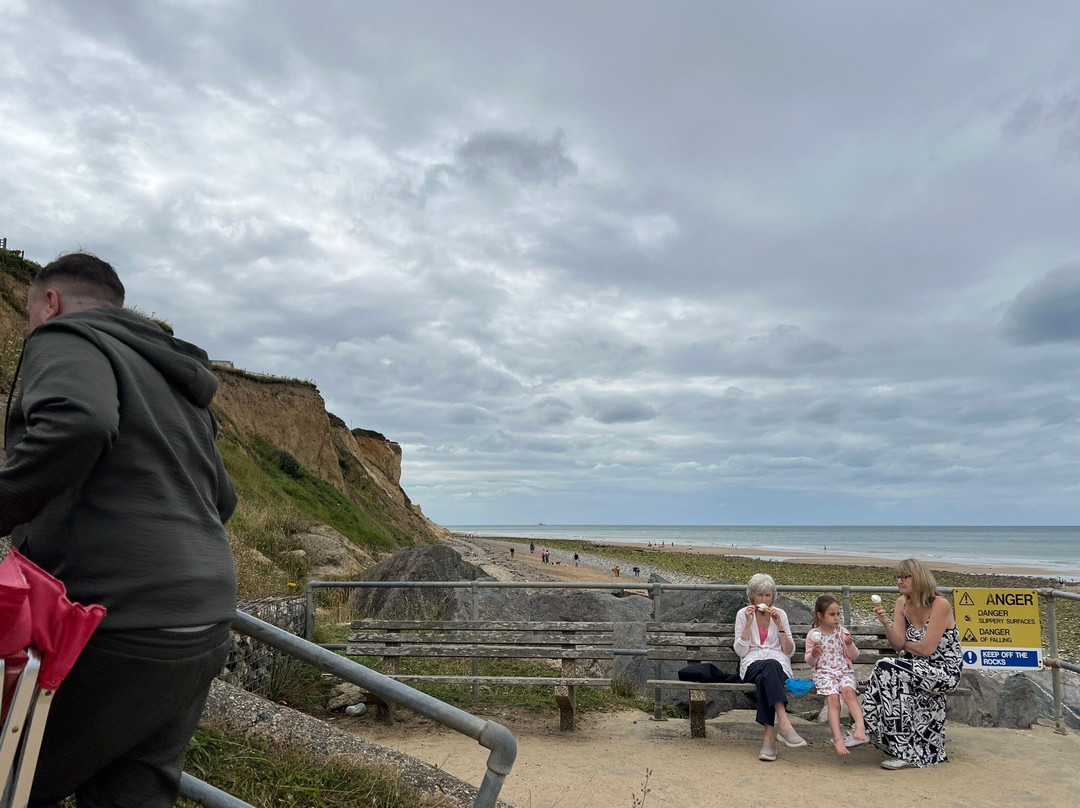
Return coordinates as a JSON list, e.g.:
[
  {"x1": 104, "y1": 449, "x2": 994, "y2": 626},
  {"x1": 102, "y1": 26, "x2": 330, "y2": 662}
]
[
  {"x1": 370, "y1": 657, "x2": 397, "y2": 723},
  {"x1": 689, "y1": 689, "x2": 707, "y2": 738},
  {"x1": 554, "y1": 684, "x2": 576, "y2": 731}
]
